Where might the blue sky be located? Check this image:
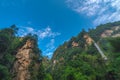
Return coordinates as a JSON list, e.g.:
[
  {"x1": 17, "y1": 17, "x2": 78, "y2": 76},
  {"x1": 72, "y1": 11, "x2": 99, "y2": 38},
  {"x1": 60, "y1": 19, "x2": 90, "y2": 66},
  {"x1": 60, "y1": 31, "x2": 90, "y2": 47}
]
[{"x1": 0, "y1": 0, "x2": 120, "y2": 58}]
